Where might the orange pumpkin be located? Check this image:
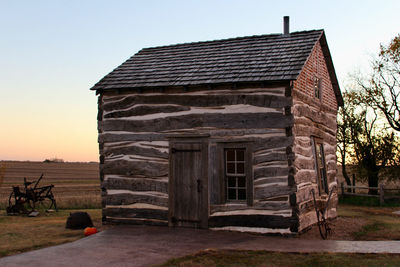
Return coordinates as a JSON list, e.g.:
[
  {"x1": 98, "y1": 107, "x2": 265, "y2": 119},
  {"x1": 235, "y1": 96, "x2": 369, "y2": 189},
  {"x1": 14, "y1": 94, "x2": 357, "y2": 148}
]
[{"x1": 84, "y1": 227, "x2": 97, "y2": 236}]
